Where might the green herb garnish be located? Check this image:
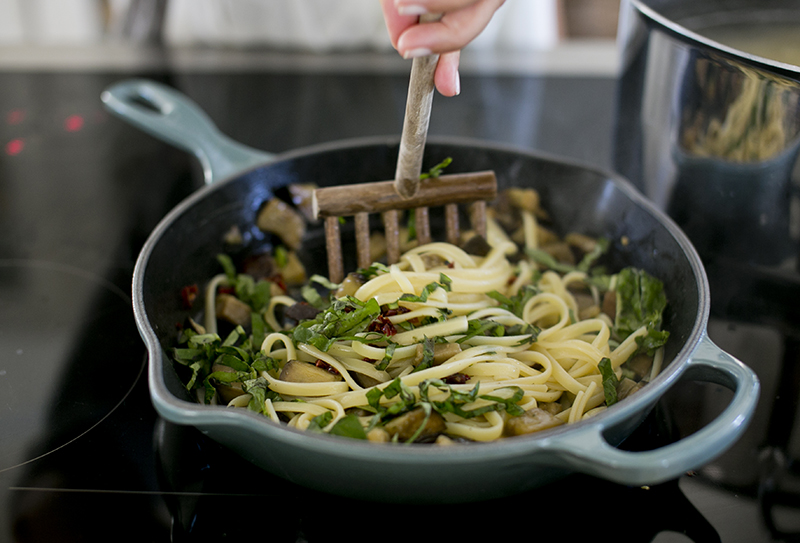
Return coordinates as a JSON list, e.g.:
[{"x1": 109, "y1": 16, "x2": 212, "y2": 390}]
[{"x1": 598, "y1": 357, "x2": 618, "y2": 406}]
